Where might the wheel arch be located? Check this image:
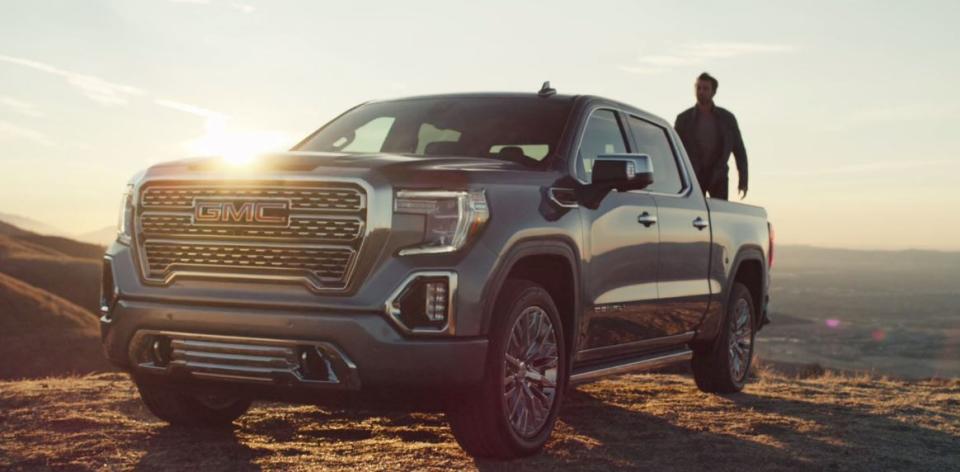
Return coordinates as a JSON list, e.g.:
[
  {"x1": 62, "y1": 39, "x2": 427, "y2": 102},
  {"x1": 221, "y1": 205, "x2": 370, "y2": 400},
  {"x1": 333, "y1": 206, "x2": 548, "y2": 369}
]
[
  {"x1": 480, "y1": 237, "x2": 582, "y2": 365},
  {"x1": 726, "y1": 246, "x2": 767, "y2": 329}
]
